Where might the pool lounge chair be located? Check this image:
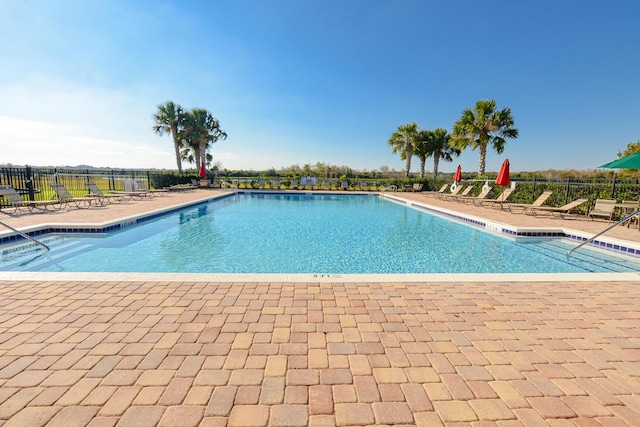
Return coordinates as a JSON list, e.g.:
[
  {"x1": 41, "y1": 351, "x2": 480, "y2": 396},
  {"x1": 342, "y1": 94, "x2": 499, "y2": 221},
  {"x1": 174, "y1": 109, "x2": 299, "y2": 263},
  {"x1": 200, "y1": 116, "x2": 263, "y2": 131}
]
[
  {"x1": 479, "y1": 187, "x2": 514, "y2": 208},
  {"x1": 440, "y1": 185, "x2": 473, "y2": 201},
  {"x1": 50, "y1": 183, "x2": 102, "y2": 208},
  {"x1": 526, "y1": 198, "x2": 588, "y2": 218},
  {"x1": 436, "y1": 184, "x2": 464, "y2": 200},
  {"x1": 85, "y1": 182, "x2": 128, "y2": 203},
  {"x1": 168, "y1": 183, "x2": 197, "y2": 191},
  {"x1": 587, "y1": 199, "x2": 616, "y2": 222},
  {"x1": 423, "y1": 184, "x2": 448, "y2": 197},
  {"x1": 135, "y1": 180, "x2": 169, "y2": 196},
  {"x1": 456, "y1": 186, "x2": 492, "y2": 204},
  {"x1": 507, "y1": 190, "x2": 553, "y2": 214},
  {"x1": 0, "y1": 185, "x2": 66, "y2": 213}
]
